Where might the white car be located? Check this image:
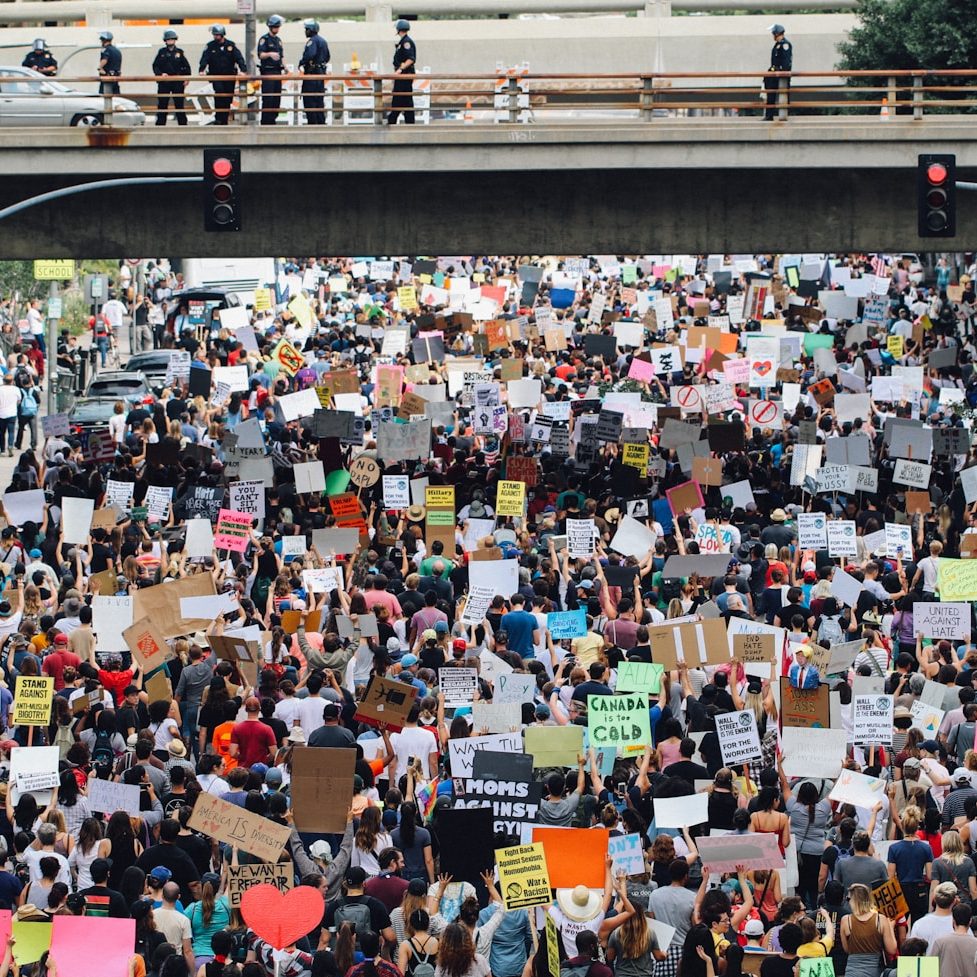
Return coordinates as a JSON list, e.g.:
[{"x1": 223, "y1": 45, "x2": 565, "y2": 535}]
[{"x1": 0, "y1": 66, "x2": 146, "y2": 126}]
